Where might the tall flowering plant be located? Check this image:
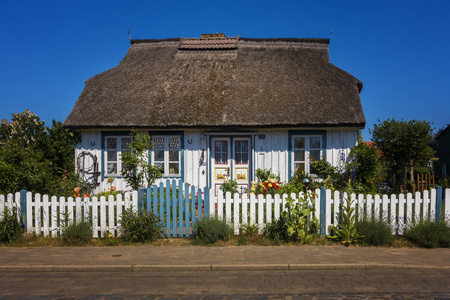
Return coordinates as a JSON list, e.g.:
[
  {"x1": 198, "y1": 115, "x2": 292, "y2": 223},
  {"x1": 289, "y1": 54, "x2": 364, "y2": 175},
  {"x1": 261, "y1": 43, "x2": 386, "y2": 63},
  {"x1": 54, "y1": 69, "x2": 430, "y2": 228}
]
[{"x1": 250, "y1": 178, "x2": 281, "y2": 196}]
